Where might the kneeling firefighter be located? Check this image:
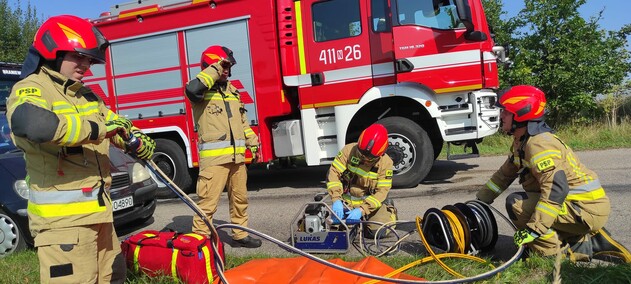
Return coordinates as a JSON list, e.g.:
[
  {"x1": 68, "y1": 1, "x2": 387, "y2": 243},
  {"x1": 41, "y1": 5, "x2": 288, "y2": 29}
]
[
  {"x1": 475, "y1": 85, "x2": 630, "y2": 262},
  {"x1": 326, "y1": 123, "x2": 397, "y2": 237}
]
